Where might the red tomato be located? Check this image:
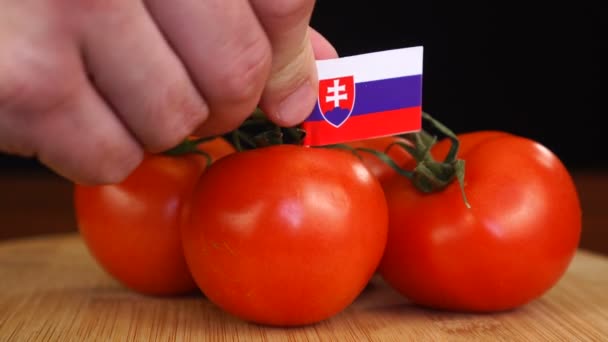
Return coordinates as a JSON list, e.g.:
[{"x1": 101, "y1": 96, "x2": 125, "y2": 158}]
[
  {"x1": 430, "y1": 130, "x2": 512, "y2": 161},
  {"x1": 379, "y1": 131, "x2": 582, "y2": 312},
  {"x1": 181, "y1": 144, "x2": 388, "y2": 326},
  {"x1": 347, "y1": 136, "x2": 414, "y2": 185},
  {"x1": 74, "y1": 138, "x2": 235, "y2": 295}
]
